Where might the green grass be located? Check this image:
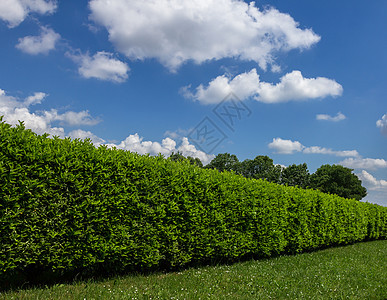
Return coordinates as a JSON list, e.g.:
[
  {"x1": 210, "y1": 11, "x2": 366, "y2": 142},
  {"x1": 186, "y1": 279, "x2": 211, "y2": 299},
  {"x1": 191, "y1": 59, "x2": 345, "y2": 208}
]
[{"x1": 1, "y1": 240, "x2": 386, "y2": 299}]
